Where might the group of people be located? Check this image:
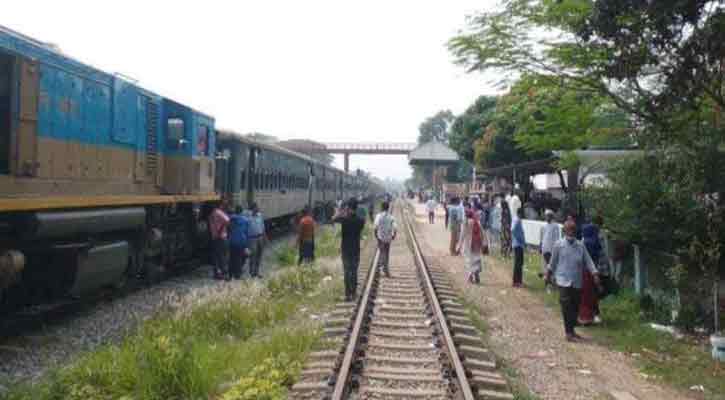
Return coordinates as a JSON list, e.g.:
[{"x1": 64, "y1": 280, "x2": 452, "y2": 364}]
[
  {"x1": 426, "y1": 192, "x2": 613, "y2": 342},
  {"x1": 208, "y1": 200, "x2": 267, "y2": 281}
]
